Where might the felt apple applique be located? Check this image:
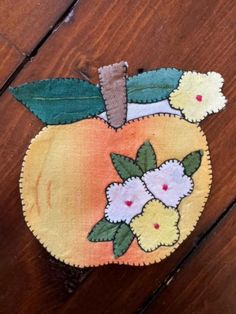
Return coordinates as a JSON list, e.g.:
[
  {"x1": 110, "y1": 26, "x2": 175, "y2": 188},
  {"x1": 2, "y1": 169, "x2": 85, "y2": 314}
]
[{"x1": 10, "y1": 61, "x2": 226, "y2": 267}]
